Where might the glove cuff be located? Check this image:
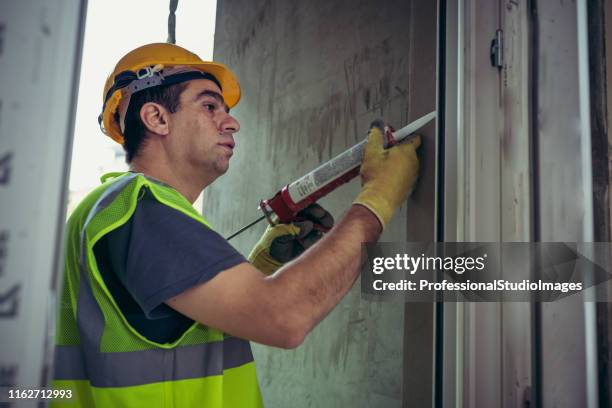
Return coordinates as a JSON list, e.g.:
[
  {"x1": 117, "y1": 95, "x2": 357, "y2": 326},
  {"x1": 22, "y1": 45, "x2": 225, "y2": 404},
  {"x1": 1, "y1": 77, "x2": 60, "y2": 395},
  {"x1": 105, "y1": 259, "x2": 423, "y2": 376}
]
[
  {"x1": 248, "y1": 223, "x2": 302, "y2": 276},
  {"x1": 248, "y1": 246, "x2": 283, "y2": 275},
  {"x1": 352, "y1": 191, "x2": 391, "y2": 230}
]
